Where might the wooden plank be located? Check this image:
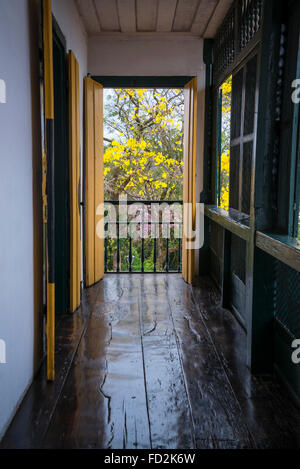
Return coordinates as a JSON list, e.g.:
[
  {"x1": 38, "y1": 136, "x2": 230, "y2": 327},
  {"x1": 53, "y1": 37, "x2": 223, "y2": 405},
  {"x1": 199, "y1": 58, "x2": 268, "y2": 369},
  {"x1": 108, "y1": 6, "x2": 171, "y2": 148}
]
[
  {"x1": 205, "y1": 205, "x2": 251, "y2": 241},
  {"x1": 85, "y1": 78, "x2": 95, "y2": 287},
  {"x1": 117, "y1": 0, "x2": 136, "y2": 33},
  {"x1": 85, "y1": 78, "x2": 104, "y2": 287},
  {"x1": 43, "y1": 276, "x2": 151, "y2": 449},
  {"x1": 172, "y1": 0, "x2": 199, "y2": 32},
  {"x1": 182, "y1": 78, "x2": 197, "y2": 285},
  {"x1": 94, "y1": 0, "x2": 120, "y2": 31},
  {"x1": 156, "y1": 0, "x2": 177, "y2": 32},
  {"x1": 182, "y1": 82, "x2": 190, "y2": 282},
  {"x1": 256, "y1": 231, "x2": 300, "y2": 273},
  {"x1": 191, "y1": 0, "x2": 218, "y2": 35},
  {"x1": 139, "y1": 275, "x2": 195, "y2": 448},
  {"x1": 142, "y1": 333, "x2": 195, "y2": 449},
  {"x1": 189, "y1": 79, "x2": 197, "y2": 283},
  {"x1": 165, "y1": 275, "x2": 254, "y2": 448},
  {"x1": 76, "y1": 0, "x2": 101, "y2": 34},
  {"x1": 3, "y1": 275, "x2": 300, "y2": 449},
  {"x1": 136, "y1": 0, "x2": 158, "y2": 32}
]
